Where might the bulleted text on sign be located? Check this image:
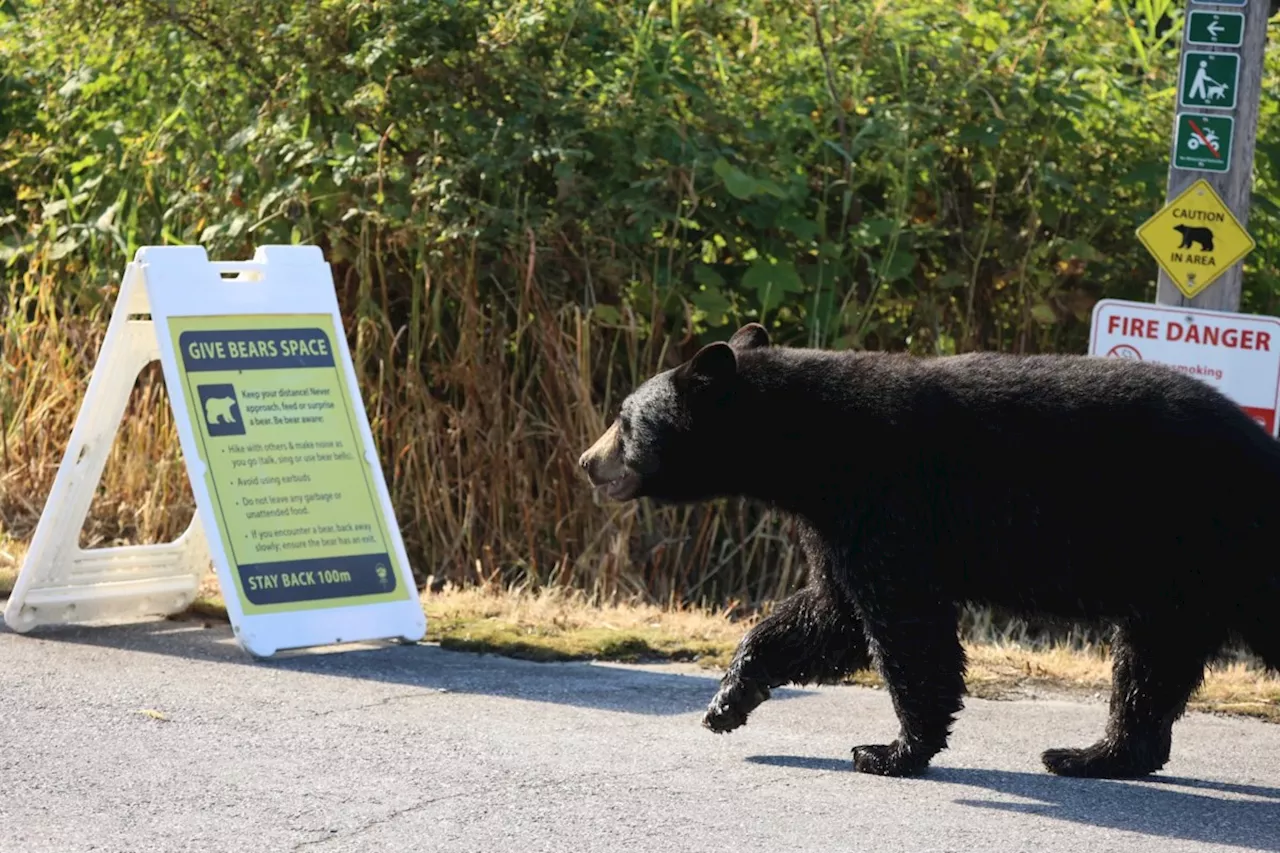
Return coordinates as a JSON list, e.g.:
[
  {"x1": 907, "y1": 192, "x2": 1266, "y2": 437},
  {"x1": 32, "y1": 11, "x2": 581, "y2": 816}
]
[{"x1": 169, "y1": 315, "x2": 412, "y2": 614}]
